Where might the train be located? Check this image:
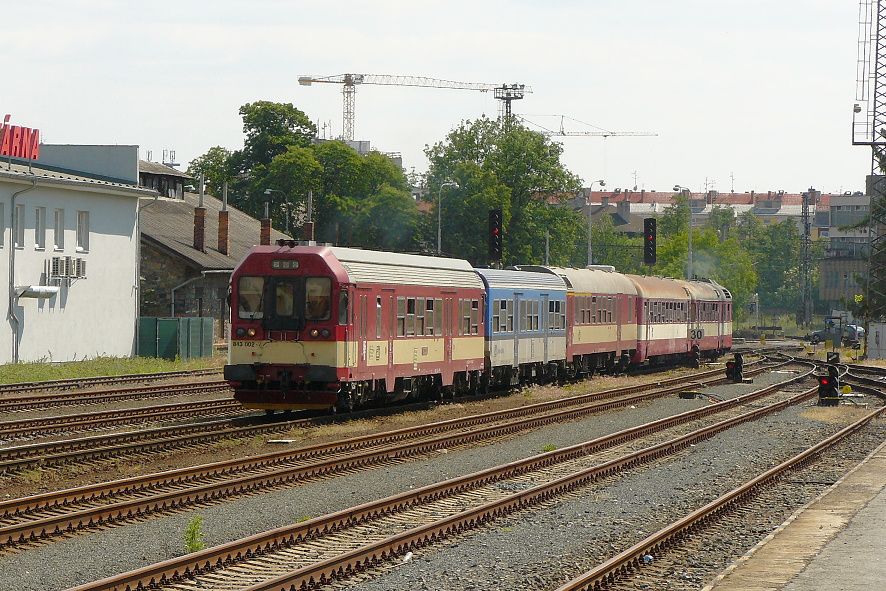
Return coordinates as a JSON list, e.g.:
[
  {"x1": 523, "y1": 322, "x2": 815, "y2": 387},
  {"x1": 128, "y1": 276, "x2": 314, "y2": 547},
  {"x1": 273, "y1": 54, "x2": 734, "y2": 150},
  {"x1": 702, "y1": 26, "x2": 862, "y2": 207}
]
[{"x1": 224, "y1": 241, "x2": 733, "y2": 412}]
